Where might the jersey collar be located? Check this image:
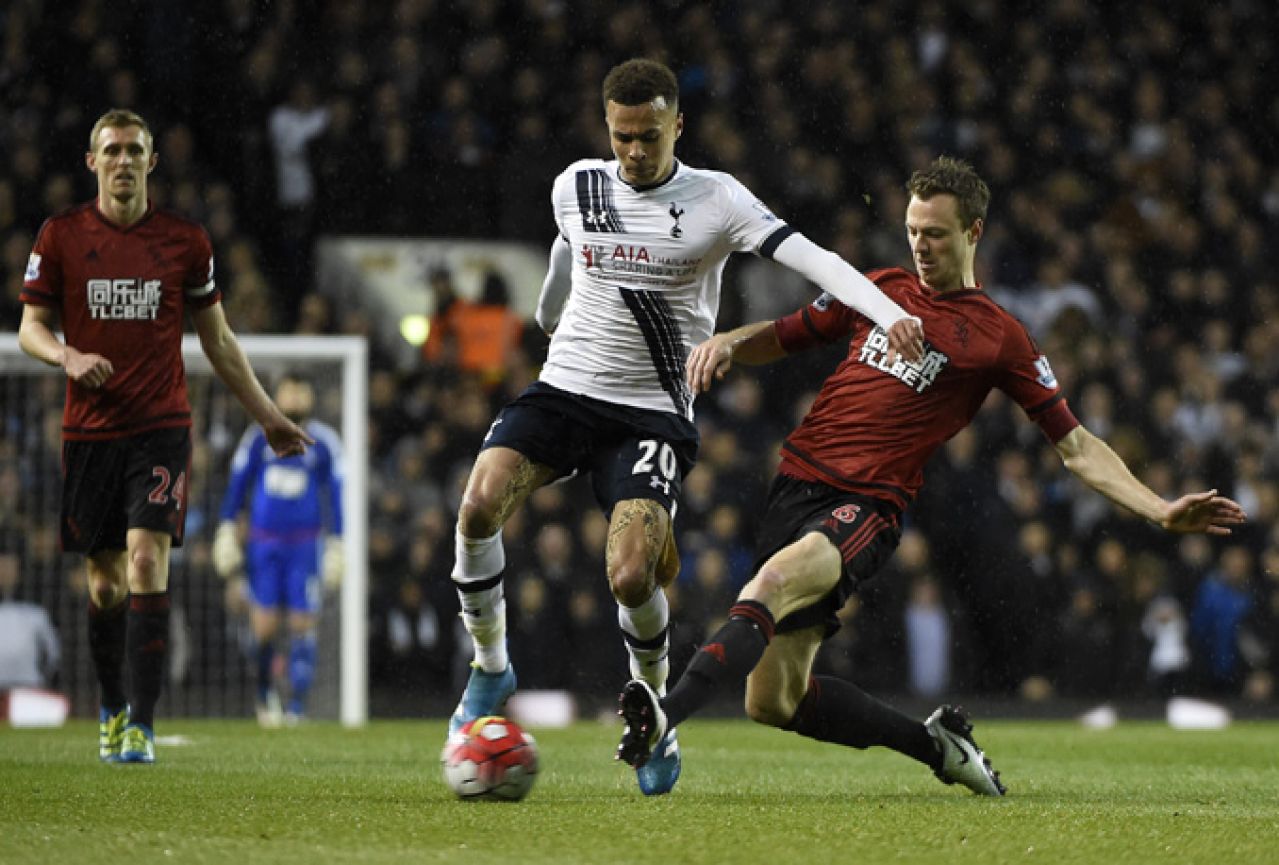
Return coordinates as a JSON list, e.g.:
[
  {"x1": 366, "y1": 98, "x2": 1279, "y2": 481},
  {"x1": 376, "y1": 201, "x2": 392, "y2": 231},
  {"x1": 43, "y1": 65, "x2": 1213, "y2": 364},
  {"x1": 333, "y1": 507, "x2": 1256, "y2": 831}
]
[
  {"x1": 92, "y1": 199, "x2": 156, "y2": 233},
  {"x1": 615, "y1": 160, "x2": 681, "y2": 192}
]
